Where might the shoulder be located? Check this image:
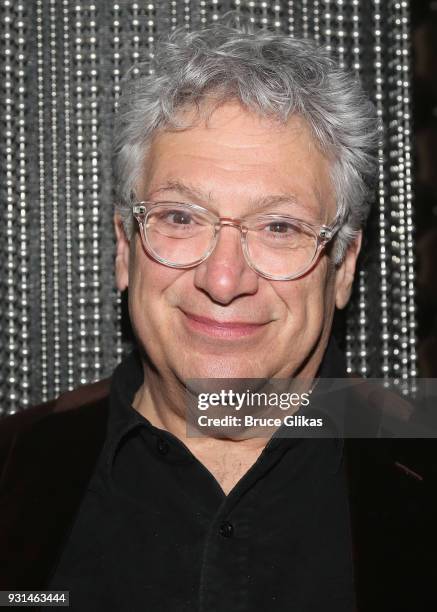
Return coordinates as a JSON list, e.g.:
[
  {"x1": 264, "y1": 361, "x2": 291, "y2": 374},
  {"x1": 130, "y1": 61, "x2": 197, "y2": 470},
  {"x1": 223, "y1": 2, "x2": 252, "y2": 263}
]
[
  {"x1": 1, "y1": 377, "x2": 111, "y2": 439},
  {"x1": 0, "y1": 379, "x2": 112, "y2": 590},
  {"x1": 1, "y1": 378, "x2": 110, "y2": 437},
  {"x1": 0, "y1": 378, "x2": 111, "y2": 491},
  {"x1": 343, "y1": 380, "x2": 437, "y2": 610},
  {"x1": 342, "y1": 377, "x2": 433, "y2": 493}
]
